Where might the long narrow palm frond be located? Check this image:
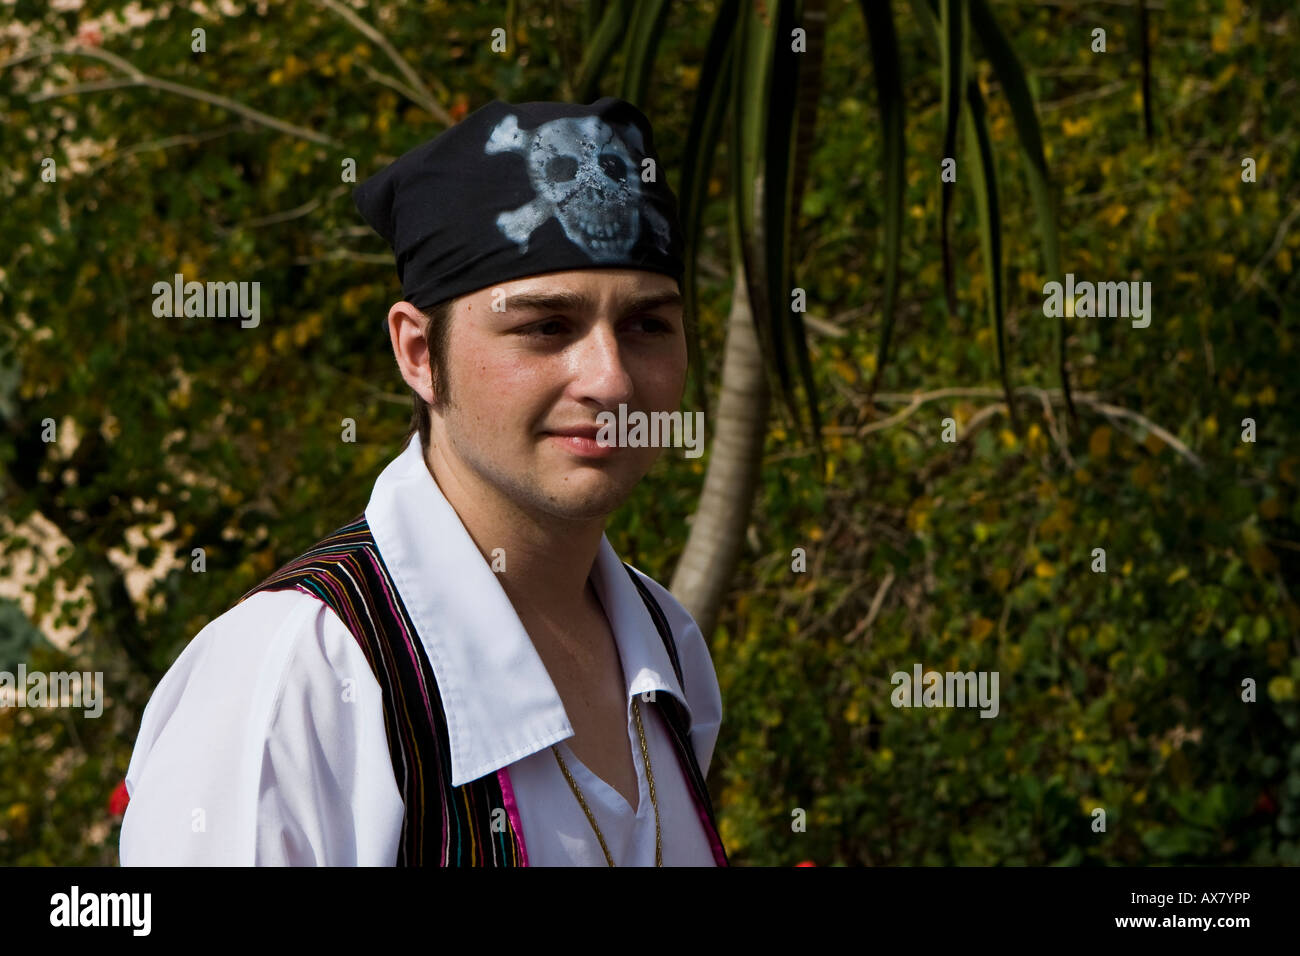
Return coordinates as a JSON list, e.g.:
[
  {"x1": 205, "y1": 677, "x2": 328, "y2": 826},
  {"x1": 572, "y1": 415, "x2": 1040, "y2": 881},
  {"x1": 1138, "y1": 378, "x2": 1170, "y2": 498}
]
[
  {"x1": 677, "y1": 0, "x2": 741, "y2": 422},
  {"x1": 858, "y1": 0, "x2": 906, "y2": 403},
  {"x1": 969, "y1": 0, "x2": 1074, "y2": 425}
]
